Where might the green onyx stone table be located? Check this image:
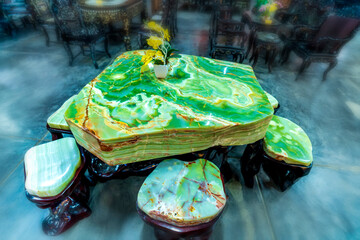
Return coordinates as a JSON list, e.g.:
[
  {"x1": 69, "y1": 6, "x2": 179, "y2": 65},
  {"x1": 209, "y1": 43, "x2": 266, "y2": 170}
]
[
  {"x1": 265, "y1": 91, "x2": 279, "y2": 109},
  {"x1": 137, "y1": 158, "x2": 226, "y2": 226},
  {"x1": 24, "y1": 138, "x2": 82, "y2": 197},
  {"x1": 47, "y1": 95, "x2": 76, "y2": 130},
  {"x1": 263, "y1": 115, "x2": 313, "y2": 166},
  {"x1": 64, "y1": 50, "x2": 273, "y2": 165}
]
